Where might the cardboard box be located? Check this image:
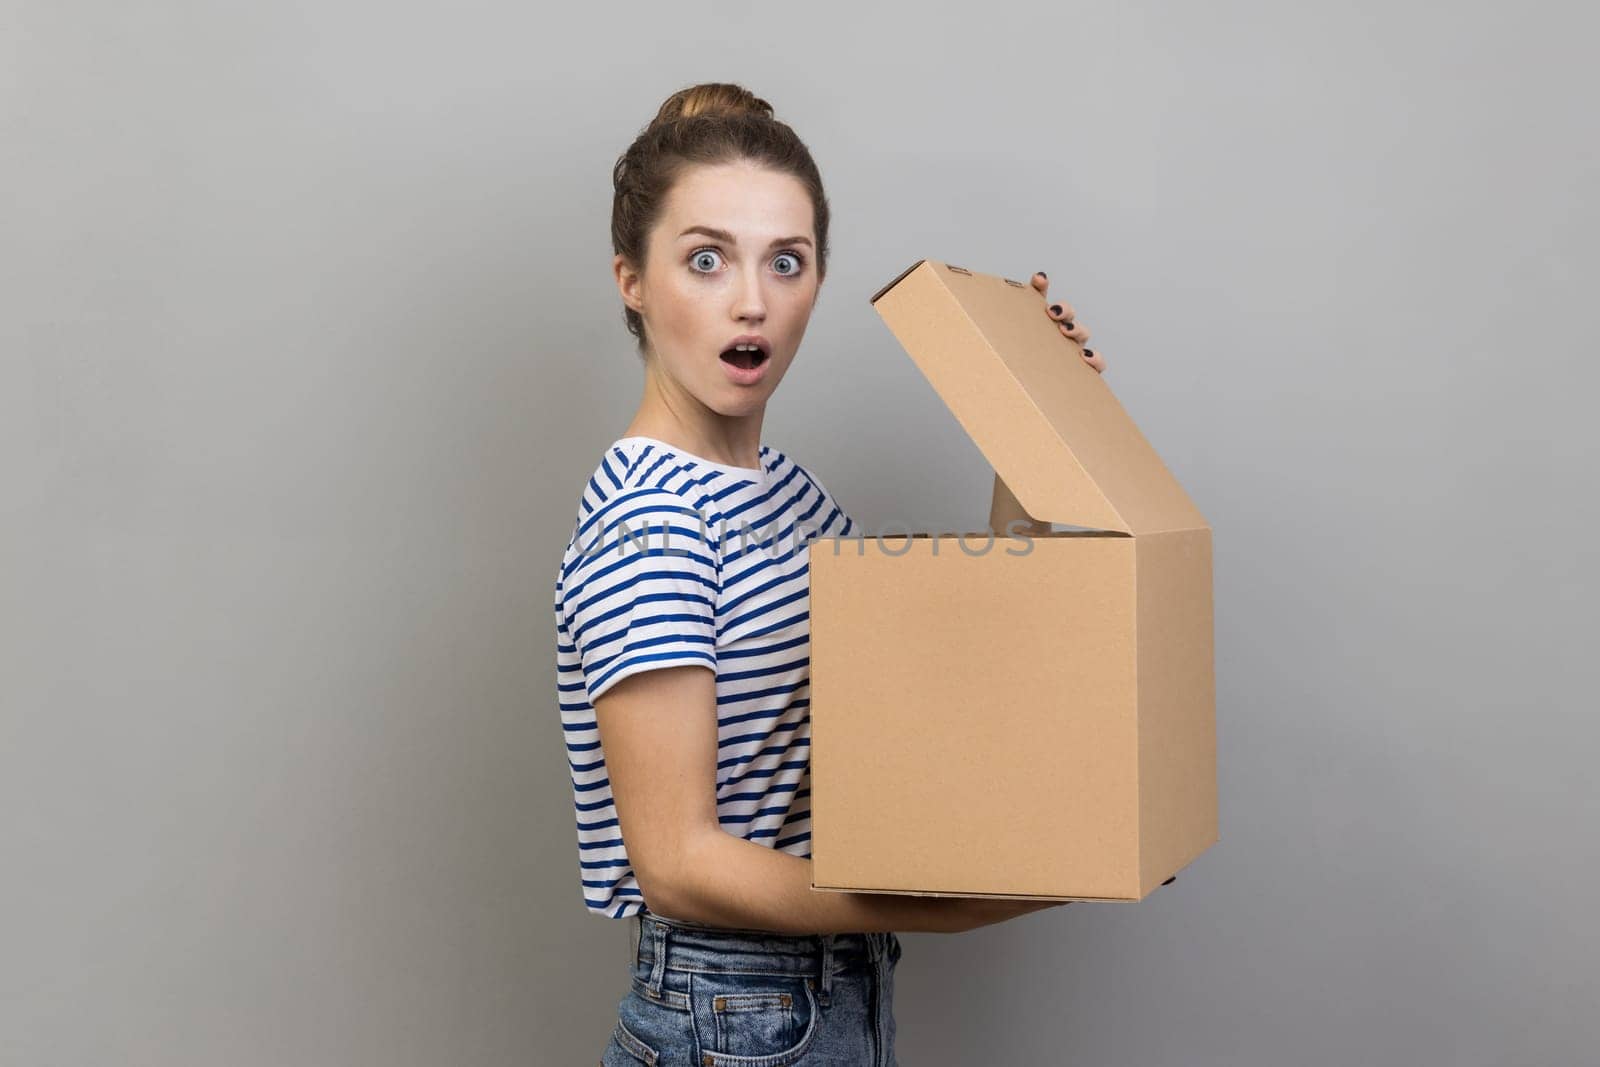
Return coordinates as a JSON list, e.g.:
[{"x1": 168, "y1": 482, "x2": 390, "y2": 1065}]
[{"x1": 808, "y1": 259, "x2": 1216, "y2": 903}]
